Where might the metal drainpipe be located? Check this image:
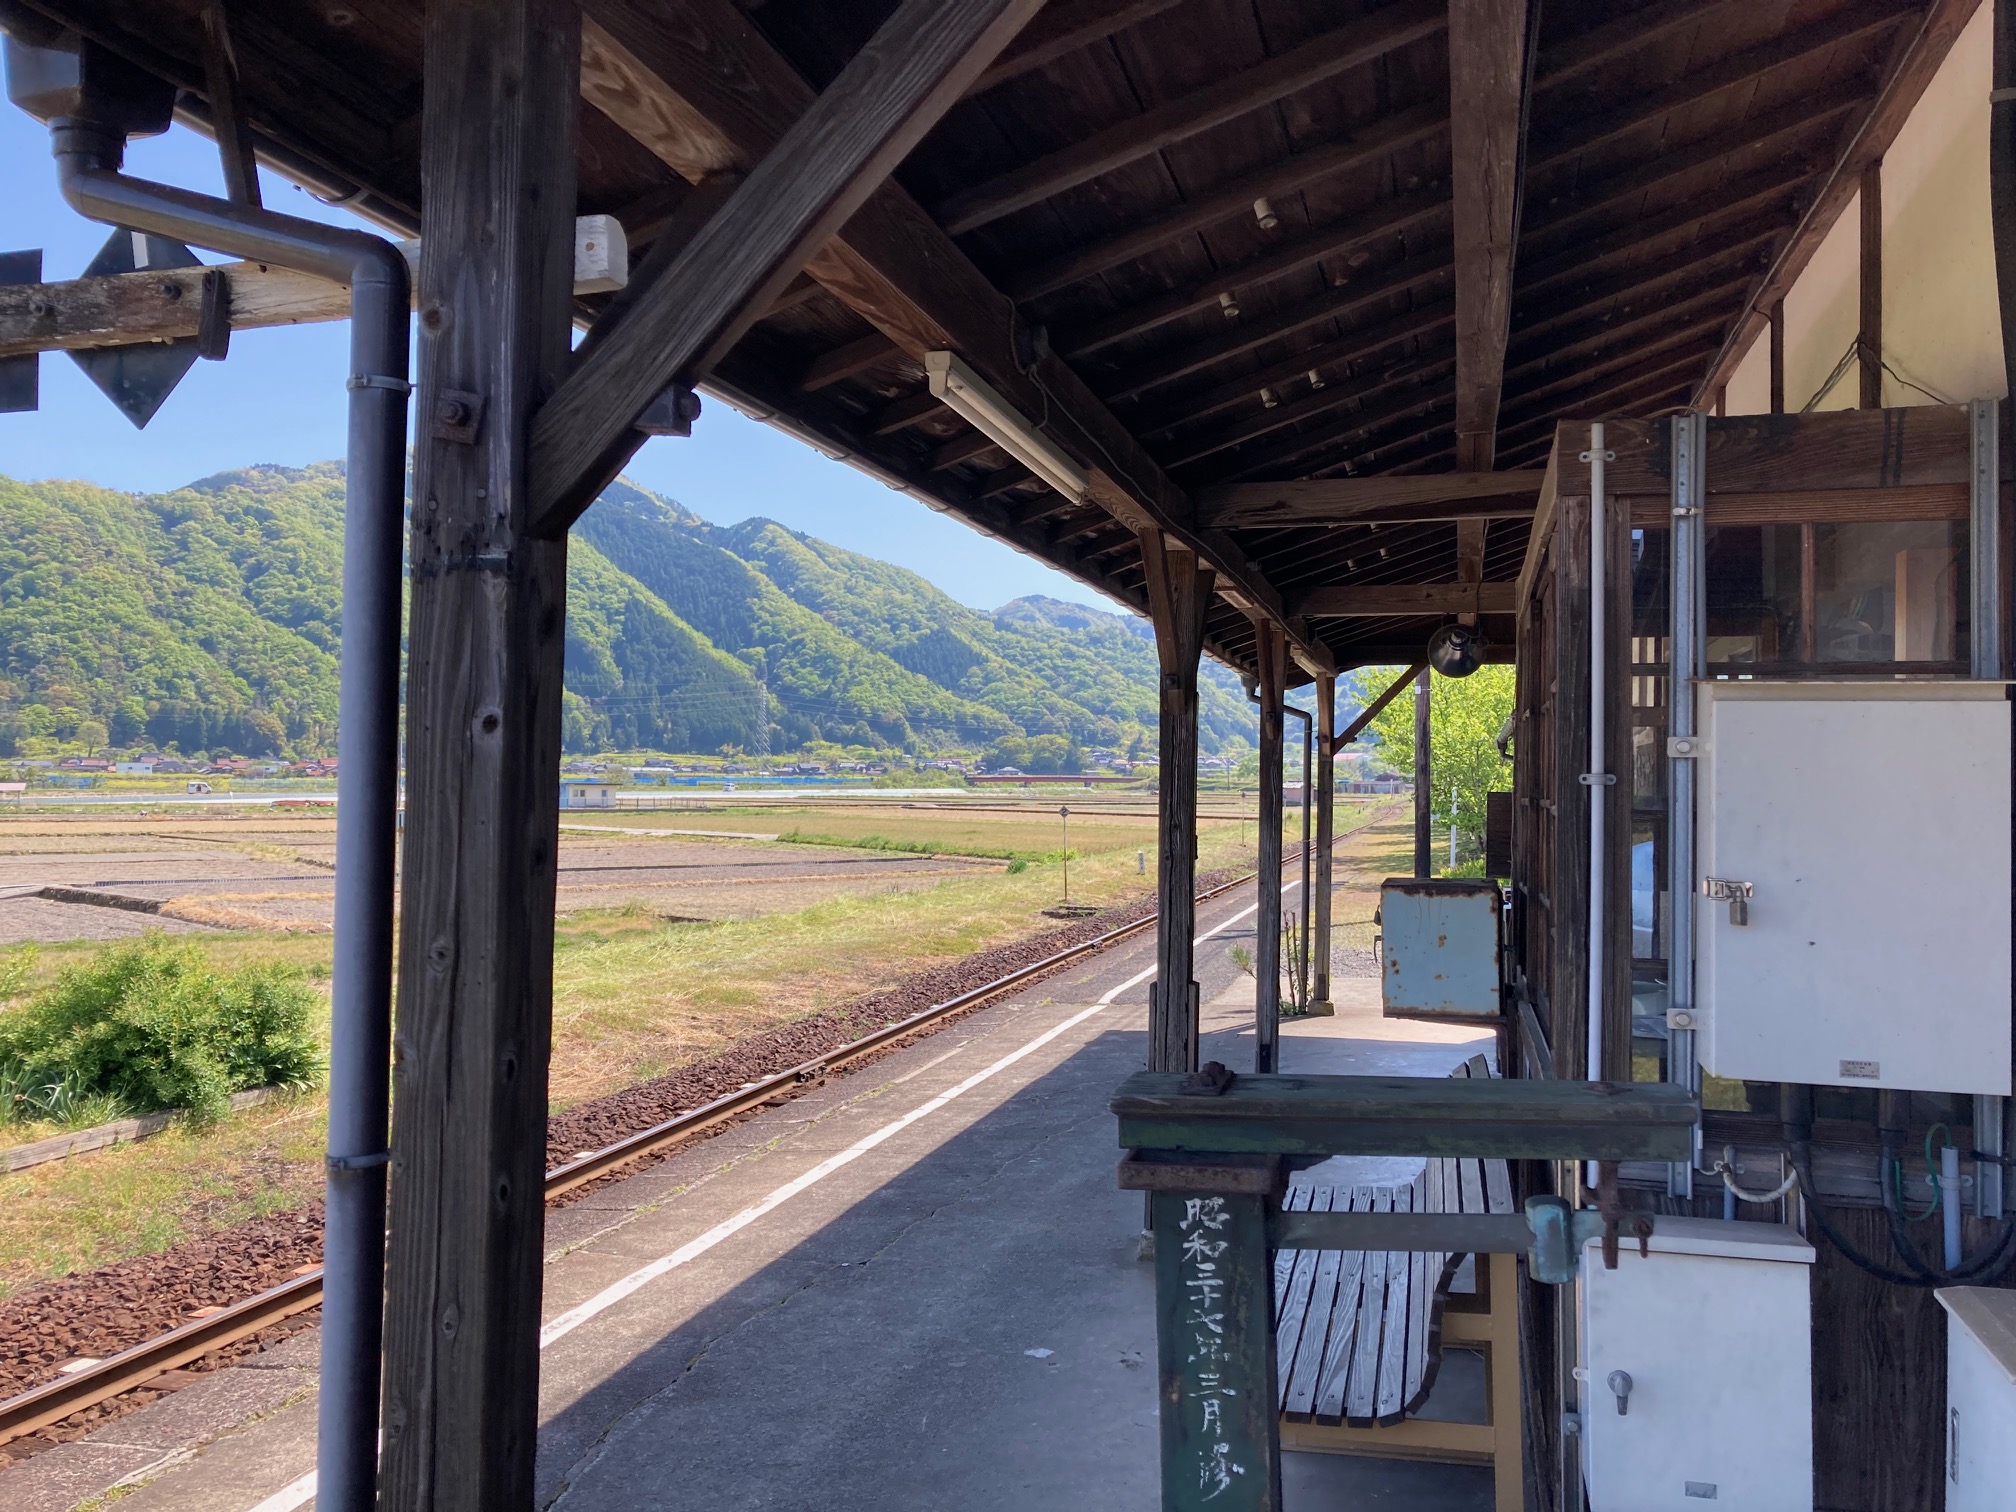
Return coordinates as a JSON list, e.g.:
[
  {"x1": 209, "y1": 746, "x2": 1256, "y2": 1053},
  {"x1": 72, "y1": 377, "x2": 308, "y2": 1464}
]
[{"x1": 51, "y1": 125, "x2": 409, "y2": 1512}]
